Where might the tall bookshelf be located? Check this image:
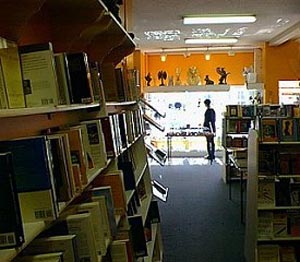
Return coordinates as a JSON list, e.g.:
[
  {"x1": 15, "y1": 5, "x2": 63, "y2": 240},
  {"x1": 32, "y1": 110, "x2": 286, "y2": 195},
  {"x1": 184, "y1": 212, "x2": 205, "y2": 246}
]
[
  {"x1": 0, "y1": 1, "x2": 163, "y2": 261},
  {"x1": 245, "y1": 115, "x2": 300, "y2": 262}
]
